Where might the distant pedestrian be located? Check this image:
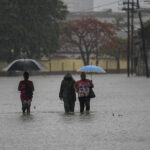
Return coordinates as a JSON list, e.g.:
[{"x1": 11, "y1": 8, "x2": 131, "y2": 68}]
[
  {"x1": 74, "y1": 72, "x2": 94, "y2": 113},
  {"x1": 18, "y1": 72, "x2": 34, "y2": 114},
  {"x1": 59, "y1": 72, "x2": 76, "y2": 113}
]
